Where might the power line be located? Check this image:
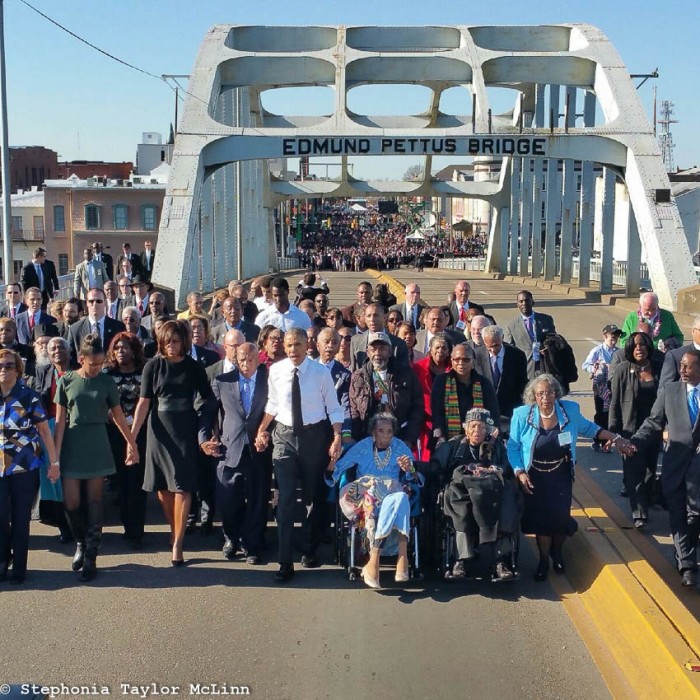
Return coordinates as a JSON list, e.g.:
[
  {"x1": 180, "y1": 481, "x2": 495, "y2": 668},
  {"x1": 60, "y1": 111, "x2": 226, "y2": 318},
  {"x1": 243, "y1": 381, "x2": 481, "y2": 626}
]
[
  {"x1": 18, "y1": 0, "x2": 162, "y2": 80},
  {"x1": 18, "y1": 0, "x2": 208, "y2": 106}
]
